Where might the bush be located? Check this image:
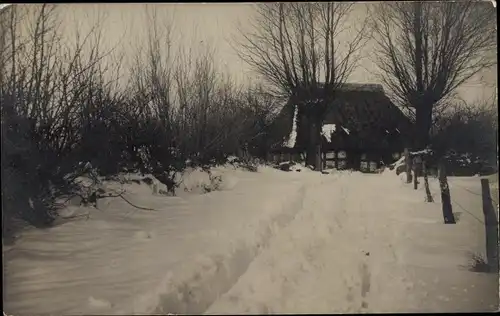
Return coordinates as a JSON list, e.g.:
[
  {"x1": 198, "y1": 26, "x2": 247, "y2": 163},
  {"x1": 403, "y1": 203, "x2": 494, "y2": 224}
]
[
  {"x1": 1, "y1": 5, "x2": 280, "y2": 238},
  {"x1": 431, "y1": 98, "x2": 498, "y2": 175}
]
